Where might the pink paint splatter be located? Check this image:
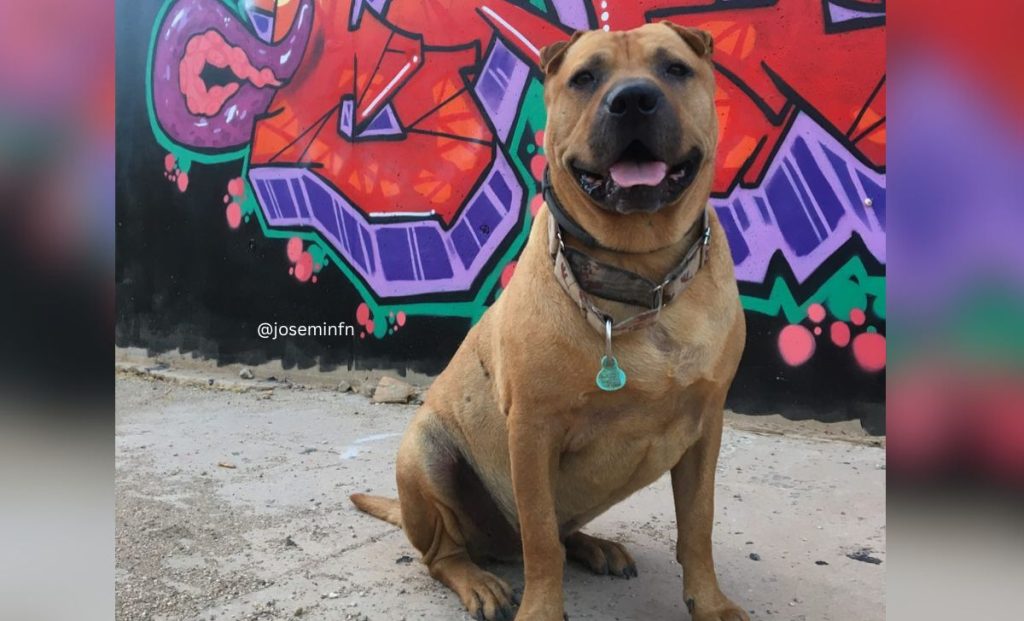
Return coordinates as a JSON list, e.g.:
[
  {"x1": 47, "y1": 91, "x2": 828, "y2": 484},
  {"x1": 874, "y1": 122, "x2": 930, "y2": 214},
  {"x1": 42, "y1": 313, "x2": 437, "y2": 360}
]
[
  {"x1": 807, "y1": 303, "x2": 826, "y2": 323},
  {"x1": 853, "y1": 332, "x2": 886, "y2": 371},
  {"x1": 164, "y1": 153, "x2": 176, "y2": 172},
  {"x1": 530, "y1": 194, "x2": 544, "y2": 216},
  {"x1": 176, "y1": 171, "x2": 189, "y2": 192},
  {"x1": 850, "y1": 308, "x2": 866, "y2": 326},
  {"x1": 294, "y1": 251, "x2": 314, "y2": 282},
  {"x1": 286, "y1": 237, "x2": 303, "y2": 263},
  {"x1": 396, "y1": 311, "x2": 407, "y2": 327},
  {"x1": 813, "y1": 326, "x2": 822, "y2": 336},
  {"x1": 778, "y1": 324, "x2": 816, "y2": 366},
  {"x1": 534, "y1": 130, "x2": 545, "y2": 148},
  {"x1": 227, "y1": 177, "x2": 245, "y2": 197},
  {"x1": 830, "y1": 321, "x2": 851, "y2": 347},
  {"x1": 226, "y1": 203, "x2": 242, "y2": 229},
  {"x1": 365, "y1": 319, "x2": 375, "y2": 334},
  {"x1": 500, "y1": 261, "x2": 517, "y2": 288},
  {"x1": 356, "y1": 303, "x2": 370, "y2": 326},
  {"x1": 530, "y1": 154, "x2": 546, "y2": 181}
]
